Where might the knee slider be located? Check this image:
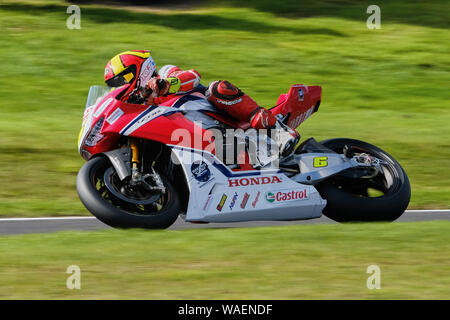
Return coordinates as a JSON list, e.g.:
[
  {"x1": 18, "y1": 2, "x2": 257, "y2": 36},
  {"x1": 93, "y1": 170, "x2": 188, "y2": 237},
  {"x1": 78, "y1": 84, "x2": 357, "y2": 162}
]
[
  {"x1": 207, "y1": 80, "x2": 261, "y2": 123},
  {"x1": 207, "y1": 80, "x2": 244, "y2": 105}
]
